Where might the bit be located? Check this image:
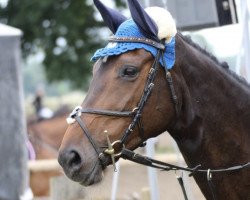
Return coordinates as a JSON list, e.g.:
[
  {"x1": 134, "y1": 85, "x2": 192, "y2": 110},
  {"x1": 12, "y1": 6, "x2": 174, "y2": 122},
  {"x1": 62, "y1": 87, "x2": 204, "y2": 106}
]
[{"x1": 104, "y1": 130, "x2": 117, "y2": 172}]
